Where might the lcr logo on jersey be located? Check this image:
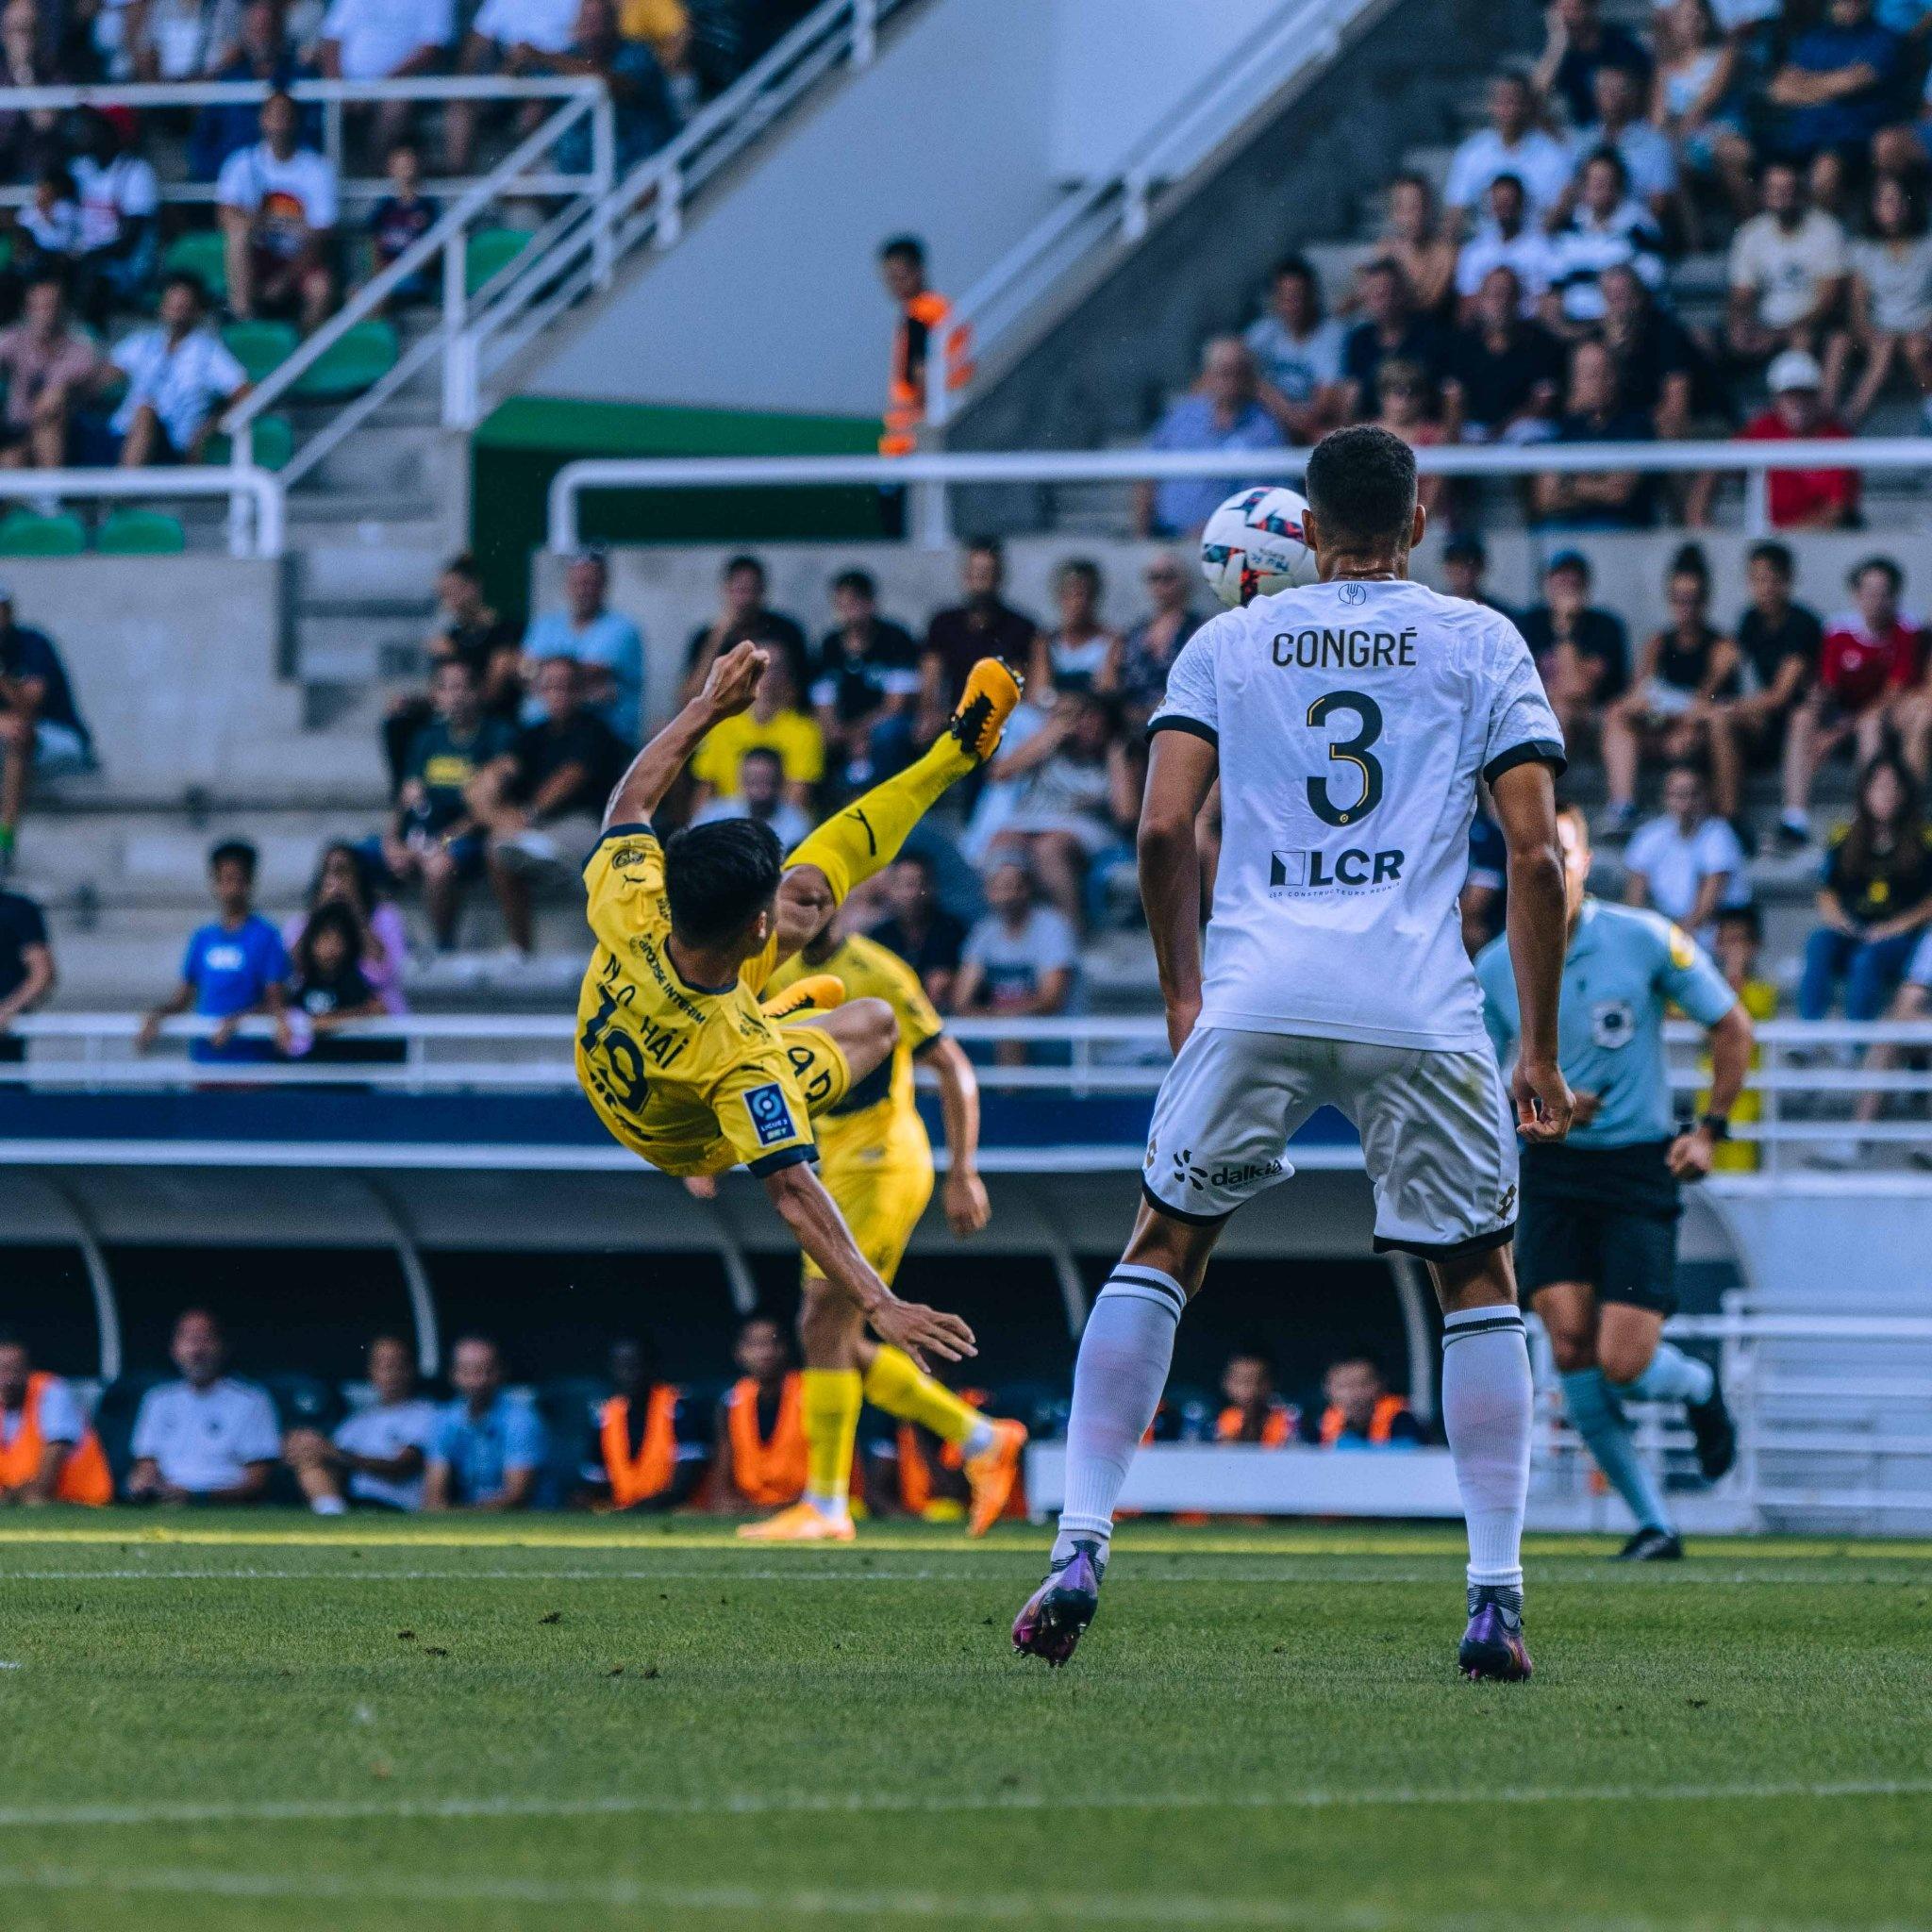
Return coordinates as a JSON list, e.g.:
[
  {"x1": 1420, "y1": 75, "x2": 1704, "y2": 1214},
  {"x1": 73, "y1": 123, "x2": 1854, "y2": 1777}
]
[
  {"x1": 1270, "y1": 847, "x2": 1406, "y2": 891},
  {"x1": 1591, "y1": 1000, "x2": 1637, "y2": 1049},
  {"x1": 742, "y1": 1082, "x2": 798, "y2": 1147}
]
